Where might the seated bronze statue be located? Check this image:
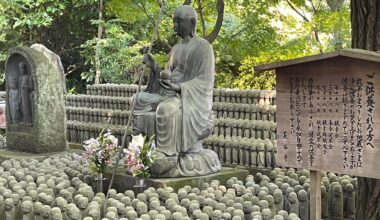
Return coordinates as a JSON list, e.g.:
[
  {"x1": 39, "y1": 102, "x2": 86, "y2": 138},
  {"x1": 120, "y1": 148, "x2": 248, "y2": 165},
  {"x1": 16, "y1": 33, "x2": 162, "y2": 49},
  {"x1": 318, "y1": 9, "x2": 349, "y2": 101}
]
[{"x1": 132, "y1": 5, "x2": 221, "y2": 177}]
